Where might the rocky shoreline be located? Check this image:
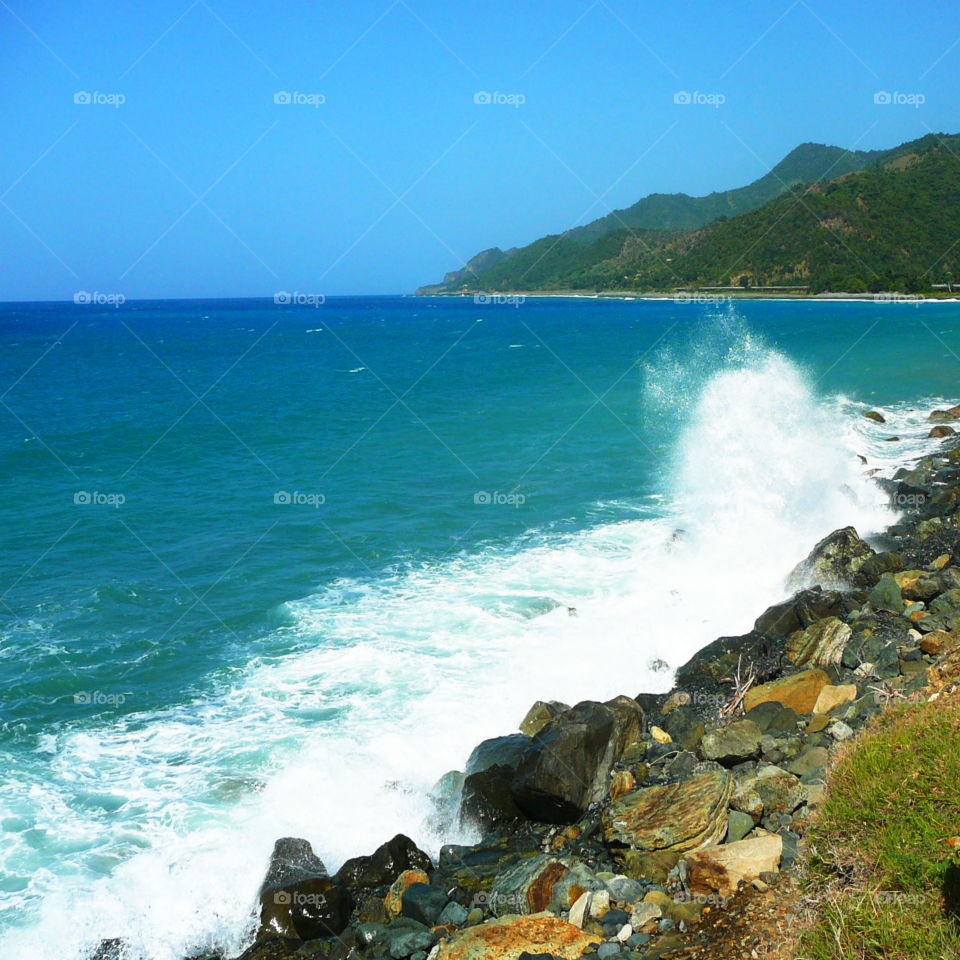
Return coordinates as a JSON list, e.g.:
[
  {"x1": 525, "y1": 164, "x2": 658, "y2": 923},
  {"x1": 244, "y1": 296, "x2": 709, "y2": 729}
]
[{"x1": 94, "y1": 405, "x2": 960, "y2": 960}]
